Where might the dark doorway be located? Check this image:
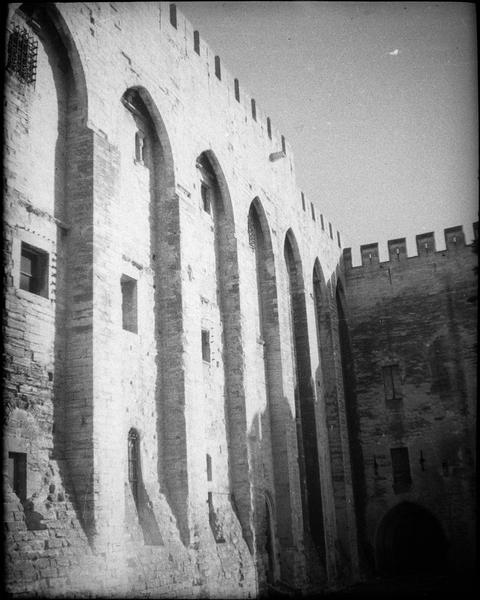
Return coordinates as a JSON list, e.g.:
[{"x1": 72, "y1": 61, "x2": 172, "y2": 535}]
[{"x1": 376, "y1": 502, "x2": 448, "y2": 576}]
